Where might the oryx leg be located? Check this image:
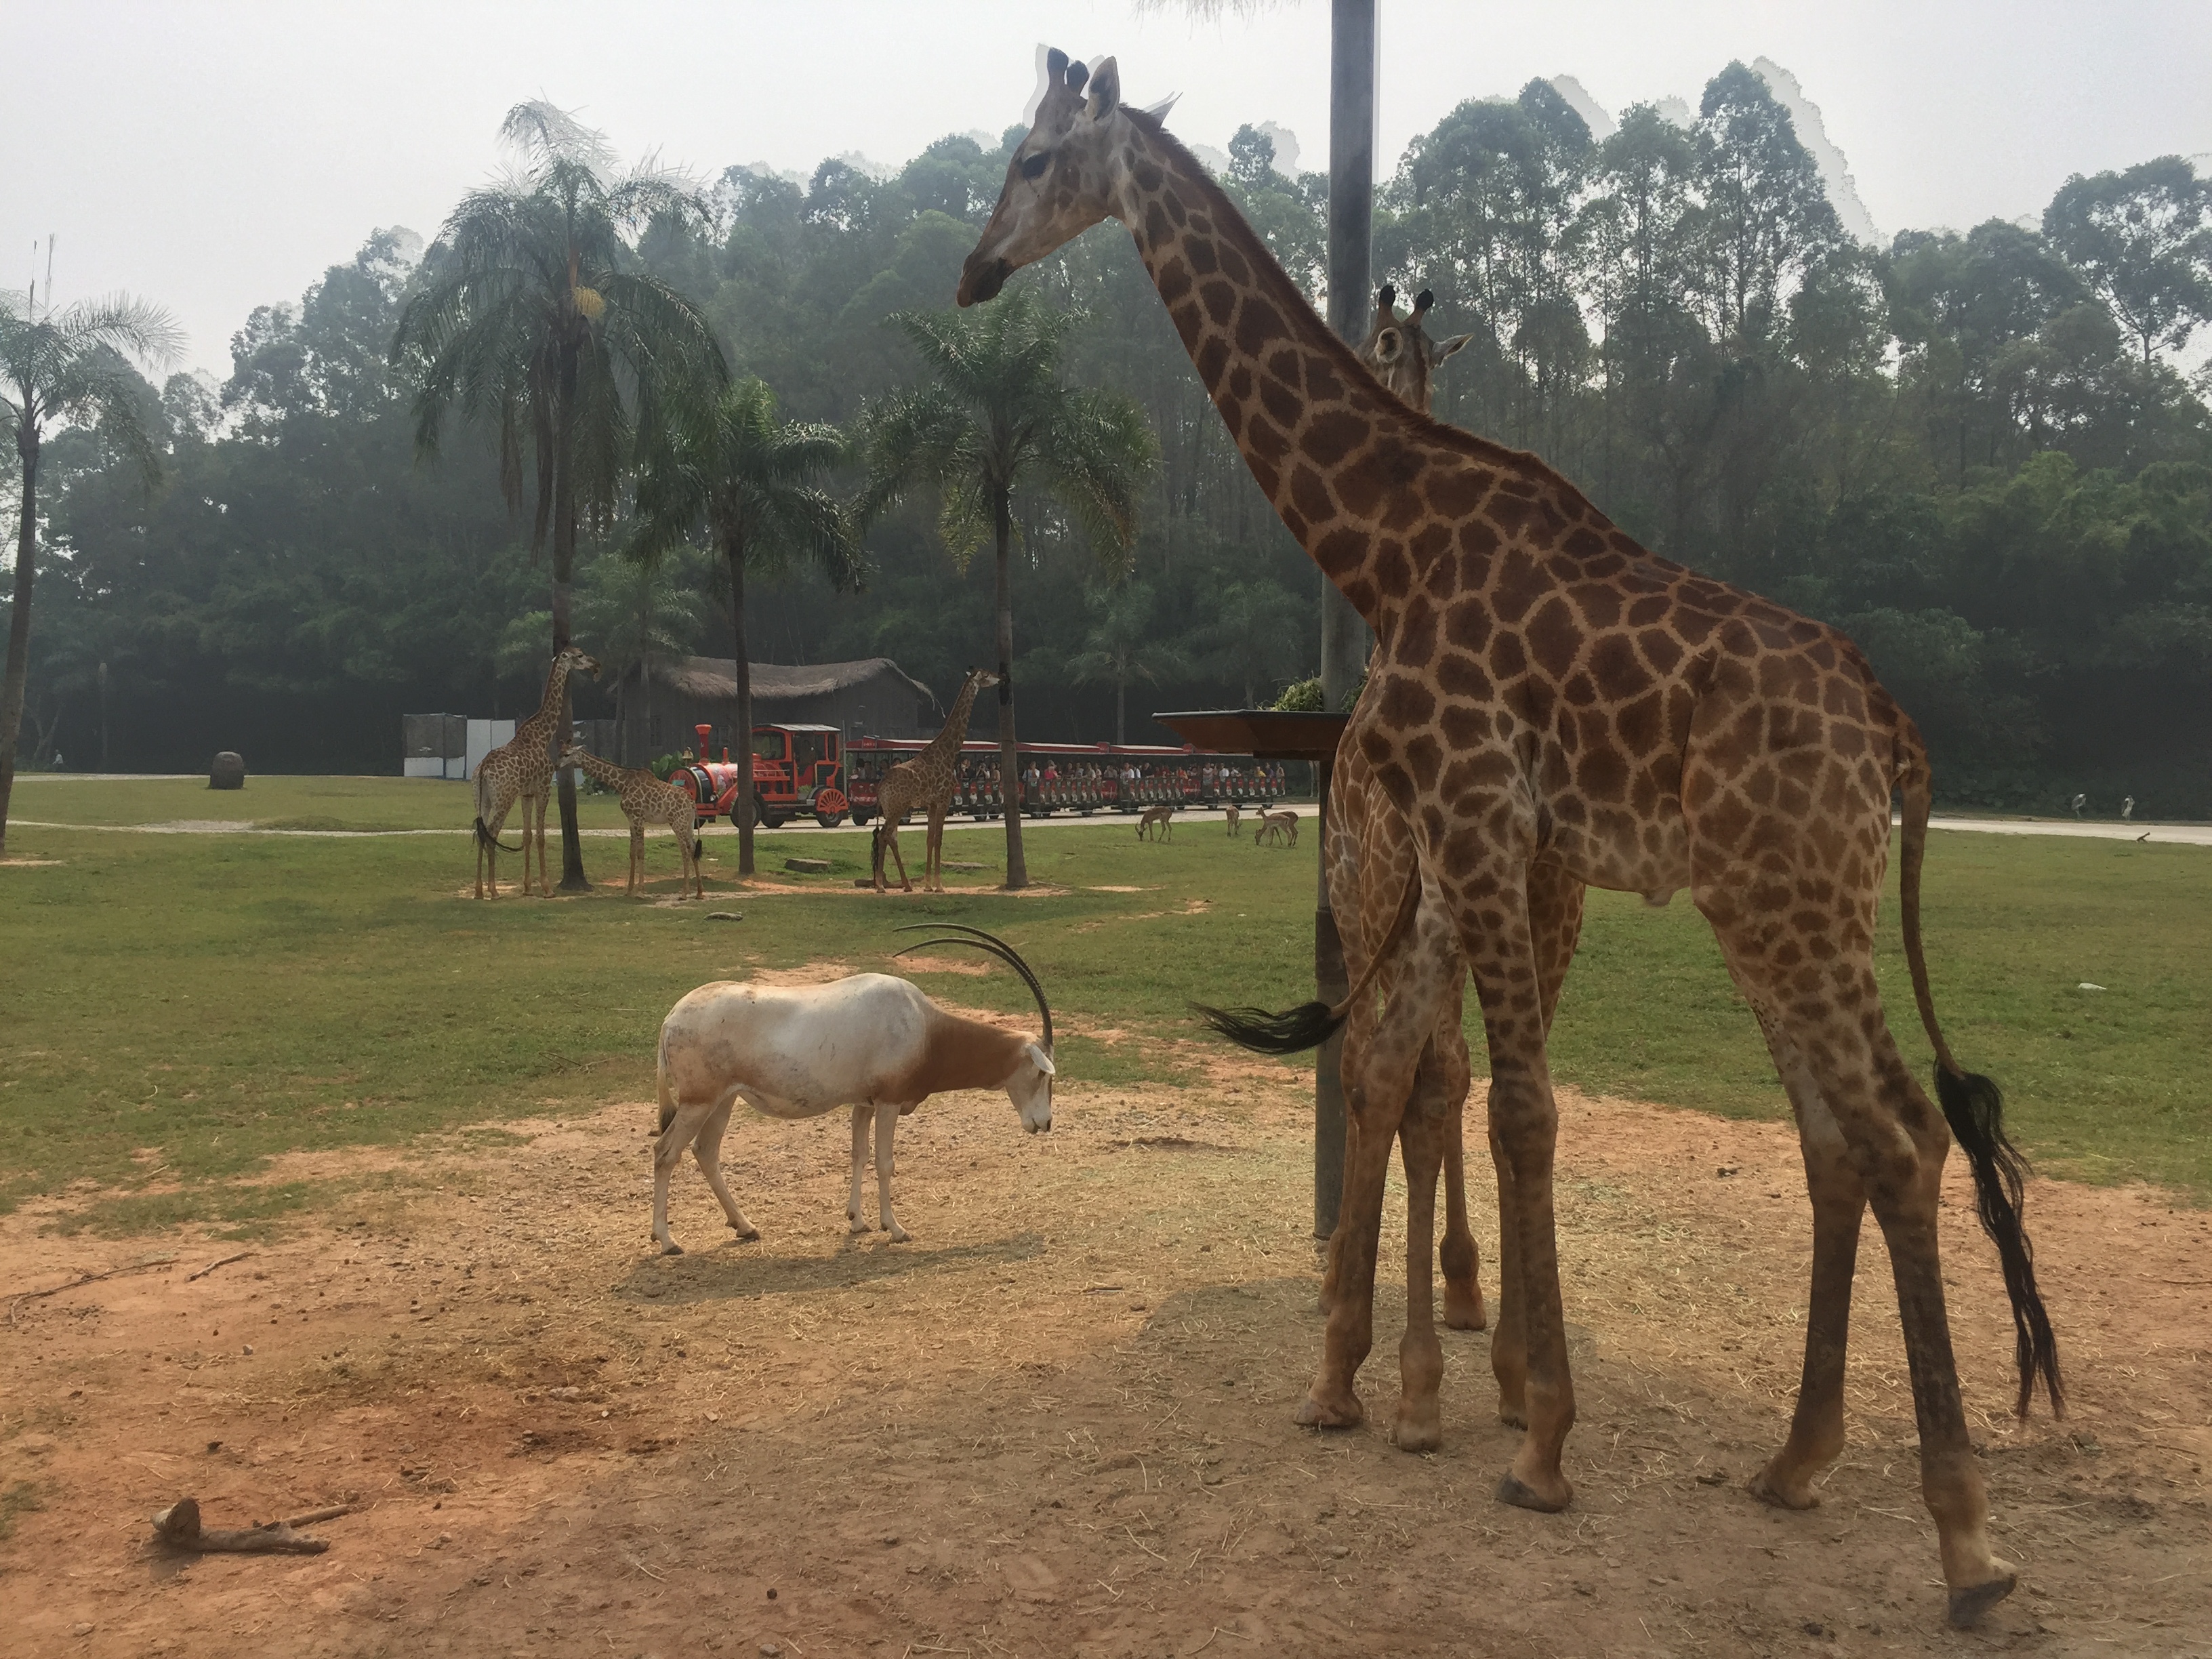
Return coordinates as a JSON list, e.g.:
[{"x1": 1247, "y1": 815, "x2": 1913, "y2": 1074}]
[
  {"x1": 874, "y1": 1100, "x2": 909, "y2": 1241},
  {"x1": 688, "y1": 1099, "x2": 760, "y2": 1241},
  {"x1": 651, "y1": 1097, "x2": 722, "y2": 1254},
  {"x1": 848, "y1": 1105, "x2": 872, "y2": 1231}
]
